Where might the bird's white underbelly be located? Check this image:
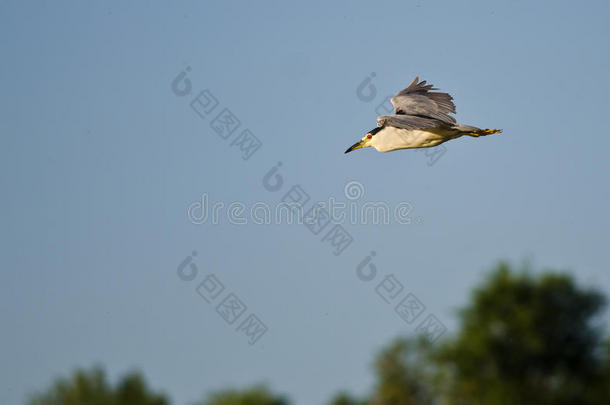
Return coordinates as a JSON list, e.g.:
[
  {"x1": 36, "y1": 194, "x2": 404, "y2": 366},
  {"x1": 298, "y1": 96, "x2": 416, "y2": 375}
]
[{"x1": 370, "y1": 127, "x2": 458, "y2": 152}]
